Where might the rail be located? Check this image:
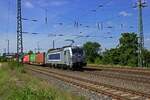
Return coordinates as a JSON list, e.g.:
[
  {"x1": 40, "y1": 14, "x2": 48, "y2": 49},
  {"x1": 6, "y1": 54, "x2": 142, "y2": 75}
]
[{"x1": 26, "y1": 66, "x2": 150, "y2": 100}]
